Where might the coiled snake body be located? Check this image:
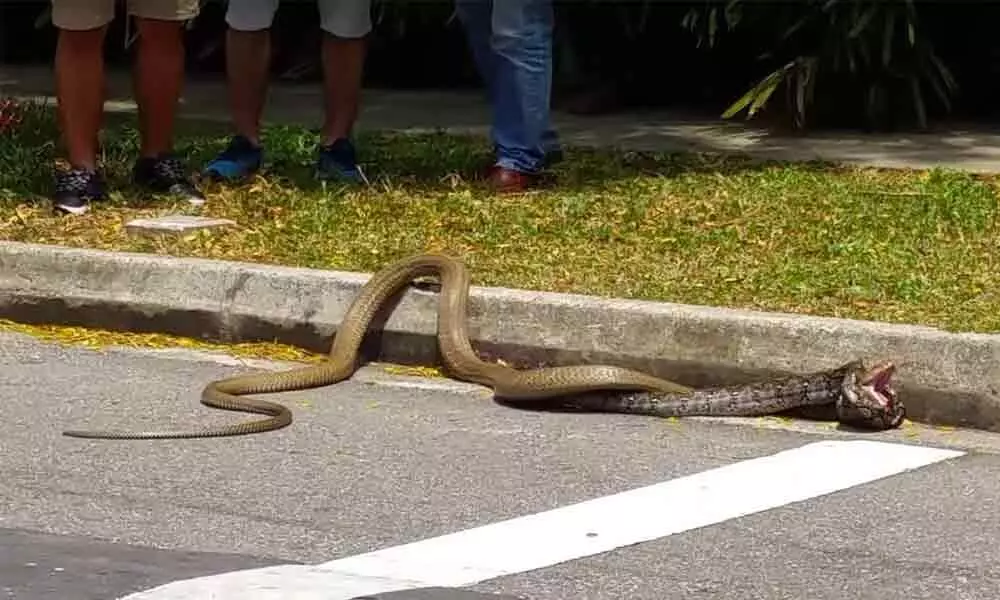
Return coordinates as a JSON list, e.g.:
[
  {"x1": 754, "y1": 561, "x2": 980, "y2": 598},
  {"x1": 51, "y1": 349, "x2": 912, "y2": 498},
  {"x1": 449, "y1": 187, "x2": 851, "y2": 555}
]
[{"x1": 62, "y1": 254, "x2": 906, "y2": 439}]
